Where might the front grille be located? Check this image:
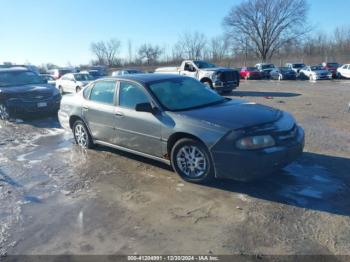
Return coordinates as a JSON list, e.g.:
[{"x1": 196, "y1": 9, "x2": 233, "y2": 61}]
[
  {"x1": 220, "y1": 71, "x2": 237, "y2": 82},
  {"x1": 18, "y1": 92, "x2": 52, "y2": 102}
]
